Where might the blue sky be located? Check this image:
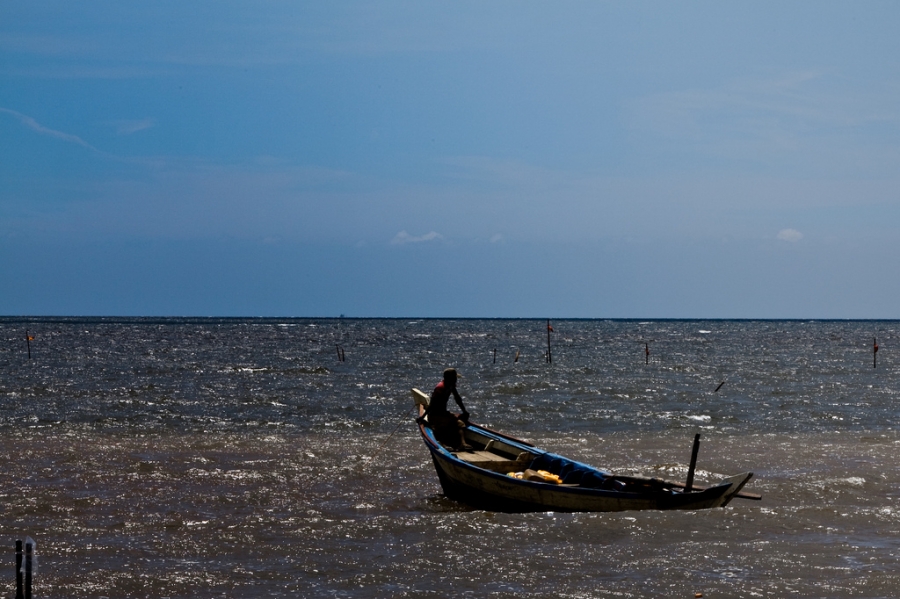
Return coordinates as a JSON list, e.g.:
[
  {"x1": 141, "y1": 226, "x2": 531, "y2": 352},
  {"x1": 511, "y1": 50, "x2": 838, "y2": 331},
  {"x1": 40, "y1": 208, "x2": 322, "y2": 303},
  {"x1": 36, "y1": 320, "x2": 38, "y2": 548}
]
[{"x1": 2, "y1": 2, "x2": 900, "y2": 317}]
